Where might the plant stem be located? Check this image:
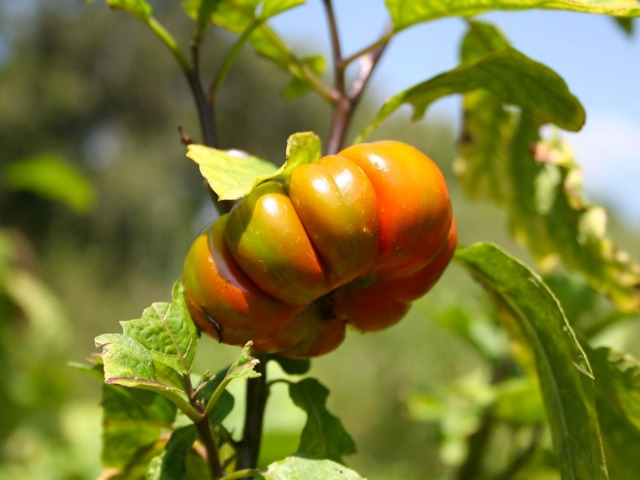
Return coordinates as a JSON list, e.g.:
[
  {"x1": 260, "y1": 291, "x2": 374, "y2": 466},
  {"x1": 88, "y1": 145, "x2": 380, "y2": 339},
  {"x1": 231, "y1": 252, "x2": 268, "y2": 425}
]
[
  {"x1": 195, "y1": 415, "x2": 224, "y2": 479},
  {"x1": 322, "y1": 1, "x2": 391, "y2": 153},
  {"x1": 185, "y1": 40, "x2": 232, "y2": 215},
  {"x1": 237, "y1": 354, "x2": 269, "y2": 472},
  {"x1": 183, "y1": 373, "x2": 224, "y2": 479},
  {"x1": 188, "y1": 44, "x2": 218, "y2": 148}
]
